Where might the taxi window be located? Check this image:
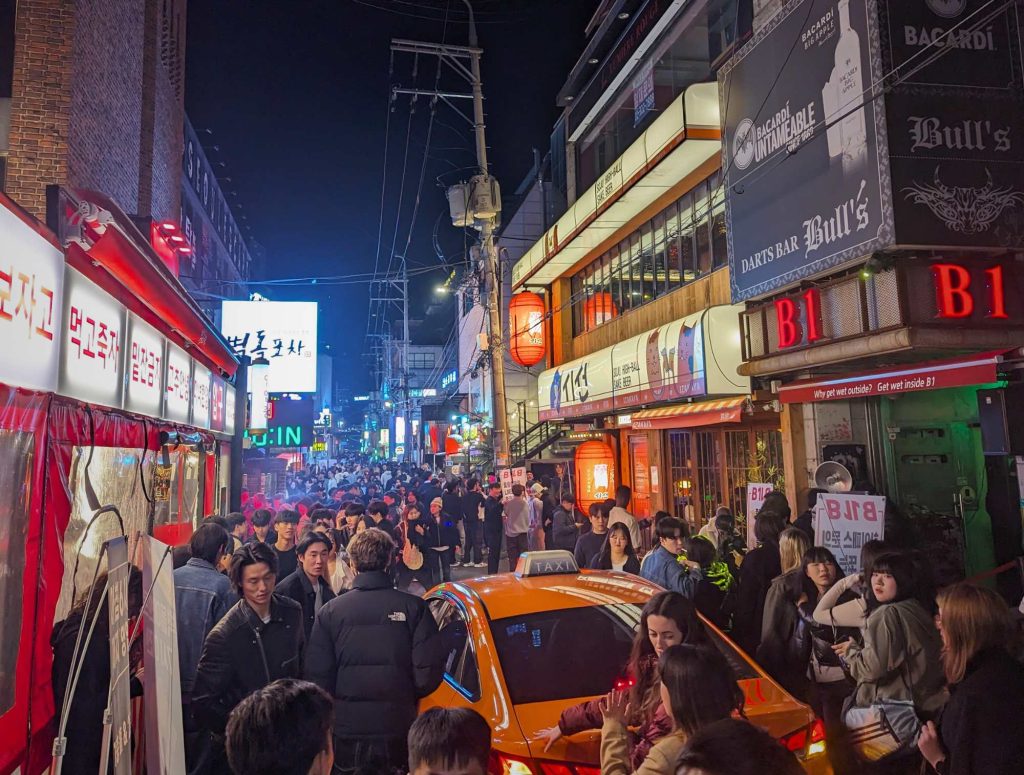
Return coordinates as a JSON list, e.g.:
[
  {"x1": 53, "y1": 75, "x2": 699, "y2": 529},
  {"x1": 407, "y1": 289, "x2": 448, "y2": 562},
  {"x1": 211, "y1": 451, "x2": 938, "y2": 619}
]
[
  {"x1": 490, "y1": 605, "x2": 759, "y2": 705},
  {"x1": 429, "y1": 598, "x2": 481, "y2": 701}
]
